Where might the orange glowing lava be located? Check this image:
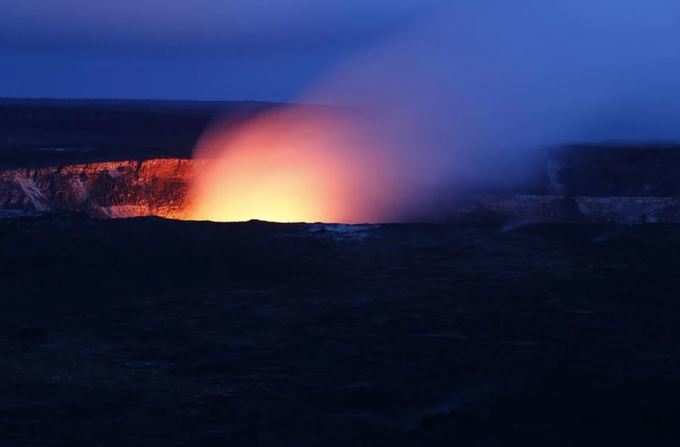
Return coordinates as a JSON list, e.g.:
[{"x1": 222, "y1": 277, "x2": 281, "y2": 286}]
[{"x1": 186, "y1": 107, "x2": 399, "y2": 223}]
